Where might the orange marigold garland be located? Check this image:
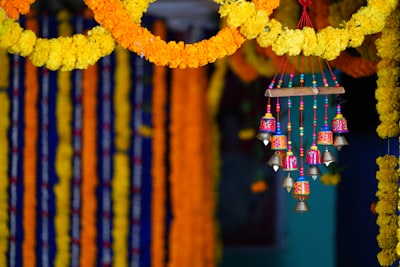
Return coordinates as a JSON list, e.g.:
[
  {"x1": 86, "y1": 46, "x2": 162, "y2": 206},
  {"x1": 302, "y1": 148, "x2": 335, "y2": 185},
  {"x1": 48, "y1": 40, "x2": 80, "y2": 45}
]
[
  {"x1": 80, "y1": 59, "x2": 99, "y2": 267},
  {"x1": 22, "y1": 12, "x2": 38, "y2": 267},
  {"x1": 168, "y1": 67, "x2": 187, "y2": 267},
  {"x1": 0, "y1": 0, "x2": 34, "y2": 19},
  {"x1": 169, "y1": 66, "x2": 216, "y2": 267},
  {"x1": 151, "y1": 19, "x2": 167, "y2": 267},
  {"x1": 82, "y1": 0, "x2": 280, "y2": 68}
]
